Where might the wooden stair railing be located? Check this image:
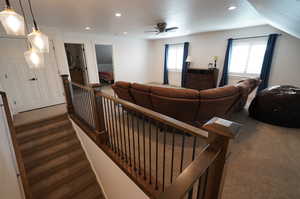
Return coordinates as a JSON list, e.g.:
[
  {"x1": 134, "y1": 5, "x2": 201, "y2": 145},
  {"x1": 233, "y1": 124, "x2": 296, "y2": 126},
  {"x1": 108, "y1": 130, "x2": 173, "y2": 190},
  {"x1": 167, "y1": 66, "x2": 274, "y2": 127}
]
[
  {"x1": 0, "y1": 91, "x2": 33, "y2": 199},
  {"x1": 61, "y1": 75, "x2": 241, "y2": 199}
]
